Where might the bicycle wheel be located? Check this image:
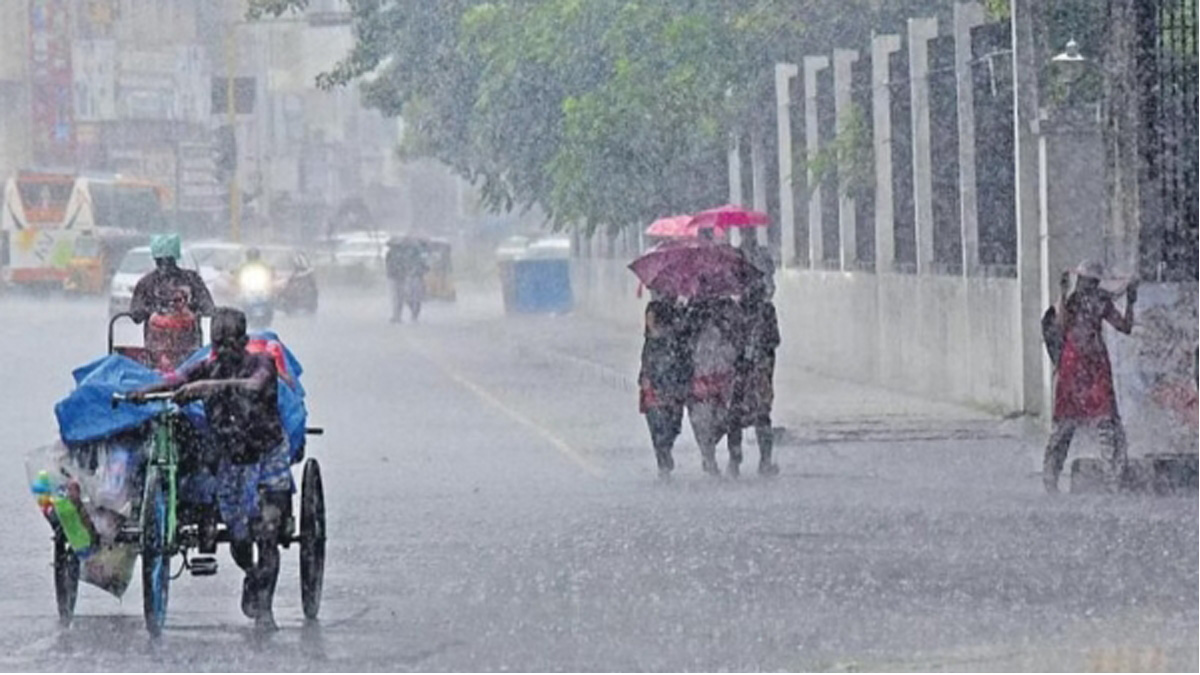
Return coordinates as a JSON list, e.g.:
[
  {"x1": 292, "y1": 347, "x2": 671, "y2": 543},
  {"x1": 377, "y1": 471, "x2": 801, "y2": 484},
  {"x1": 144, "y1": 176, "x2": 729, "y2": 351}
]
[
  {"x1": 54, "y1": 530, "x2": 80, "y2": 627},
  {"x1": 300, "y1": 458, "x2": 326, "y2": 620},
  {"x1": 141, "y1": 475, "x2": 171, "y2": 637}
]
